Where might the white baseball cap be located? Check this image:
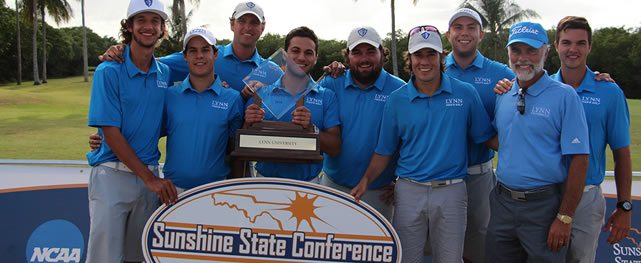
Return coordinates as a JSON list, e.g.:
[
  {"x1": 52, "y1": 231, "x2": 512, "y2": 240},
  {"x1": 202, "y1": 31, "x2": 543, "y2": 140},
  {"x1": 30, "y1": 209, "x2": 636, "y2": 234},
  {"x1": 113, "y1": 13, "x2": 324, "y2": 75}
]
[
  {"x1": 347, "y1": 26, "x2": 382, "y2": 50},
  {"x1": 448, "y1": 8, "x2": 483, "y2": 28},
  {"x1": 231, "y1": 2, "x2": 265, "y2": 23},
  {"x1": 183, "y1": 27, "x2": 217, "y2": 51},
  {"x1": 127, "y1": 0, "x2": 168, "y2": 20},
  {"x1": 408, "y1": 25, "x2": 443, "y2": 54}
]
